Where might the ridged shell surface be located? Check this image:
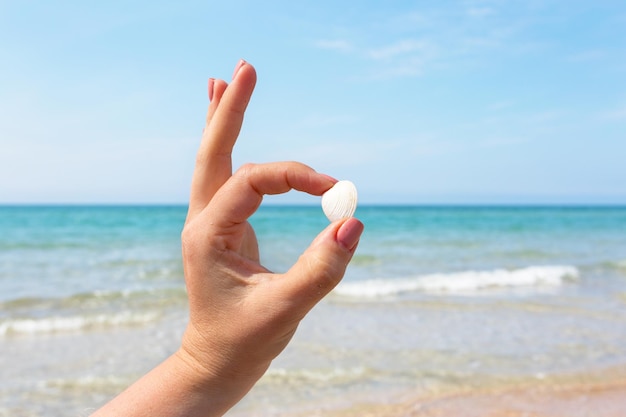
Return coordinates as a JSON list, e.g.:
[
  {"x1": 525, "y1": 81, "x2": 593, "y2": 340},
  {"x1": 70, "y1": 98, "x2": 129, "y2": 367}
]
[{"x1": 321, "y1": 180, "x2": 358, "y2": 222}]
